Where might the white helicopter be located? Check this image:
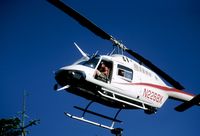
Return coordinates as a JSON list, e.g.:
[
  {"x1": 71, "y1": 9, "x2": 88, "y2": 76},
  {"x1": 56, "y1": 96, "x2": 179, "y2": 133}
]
[{"x1": 48, "y1": 0, "x2": 200, "y2": 135}]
